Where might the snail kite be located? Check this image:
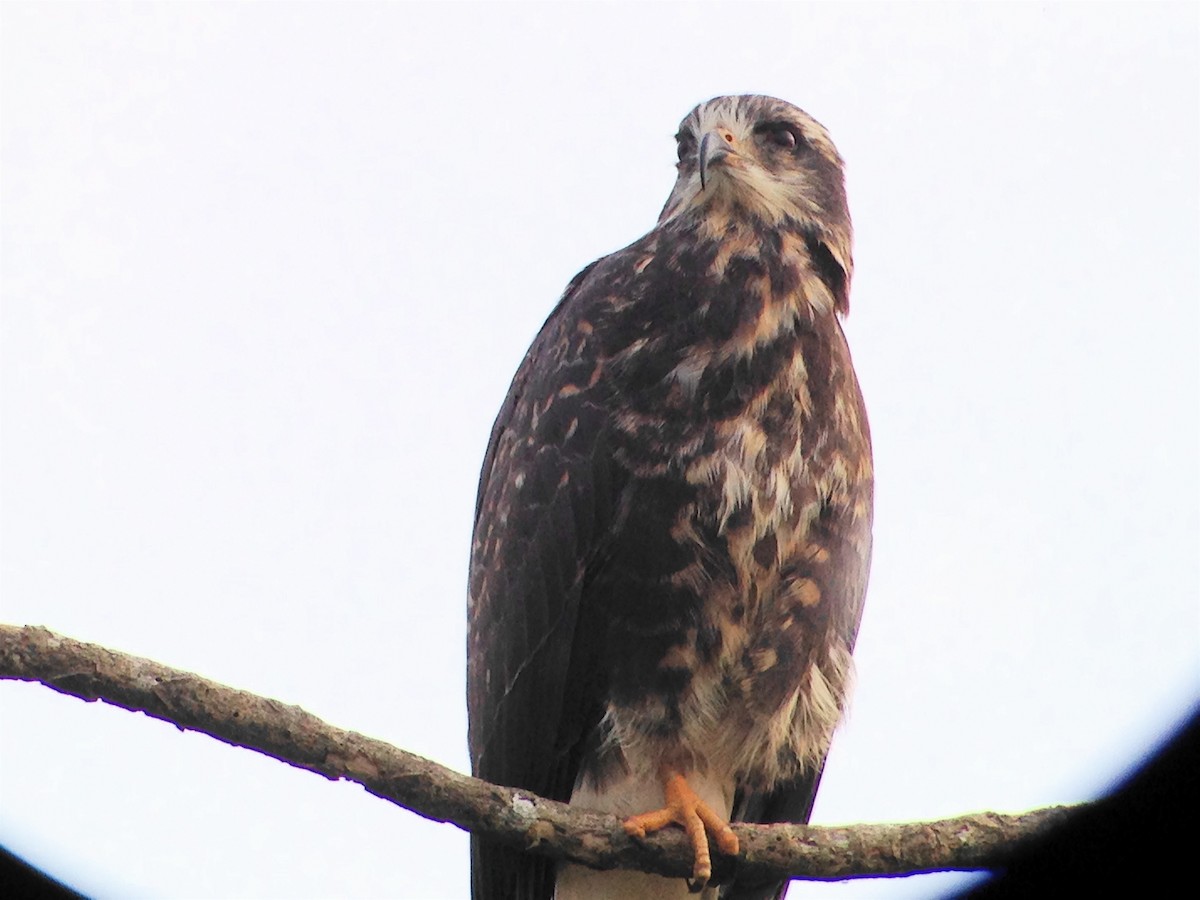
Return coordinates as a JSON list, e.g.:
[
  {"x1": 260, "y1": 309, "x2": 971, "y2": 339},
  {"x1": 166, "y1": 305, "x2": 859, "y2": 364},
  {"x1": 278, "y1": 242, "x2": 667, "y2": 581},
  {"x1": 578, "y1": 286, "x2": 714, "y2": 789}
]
[{"x1": 467, "y1": 95, "x2": 873, "y2": 899}]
